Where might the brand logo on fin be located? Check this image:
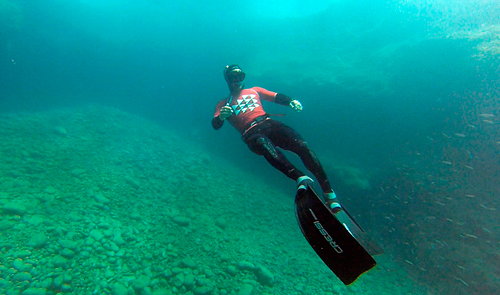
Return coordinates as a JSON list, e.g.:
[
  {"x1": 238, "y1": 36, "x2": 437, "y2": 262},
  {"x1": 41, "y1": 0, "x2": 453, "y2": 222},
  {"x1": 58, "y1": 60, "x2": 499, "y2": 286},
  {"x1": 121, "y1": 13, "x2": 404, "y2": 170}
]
[{"x1": 313, "y1": 220, "x2": 343, "y2": 254}]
